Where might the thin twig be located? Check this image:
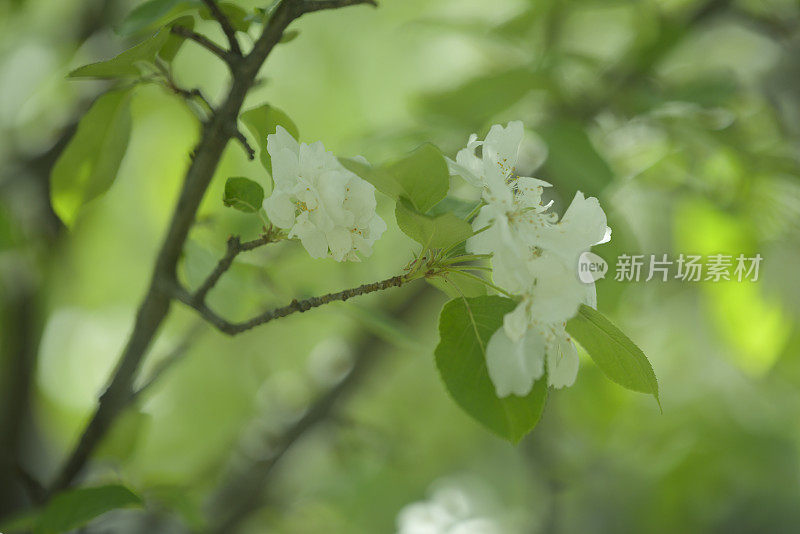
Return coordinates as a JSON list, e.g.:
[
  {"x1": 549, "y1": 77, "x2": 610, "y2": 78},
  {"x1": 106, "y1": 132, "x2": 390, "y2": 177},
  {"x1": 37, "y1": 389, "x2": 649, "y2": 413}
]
[
  {"x1": 227, "y1": 122, "x2": 256, "y2": 160},
  {"x1": 195, "y1": 232, "x2": 278, "y2": 303},
  {"x1": 171, "y1": 25, "x2": 234, "y2": 65},
  {"x1": 170, "y1": 274, "x2": 409, "y2": 336},
  {"x1": 202, "y1": 0, "x2": 243, "y2": 56}
]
